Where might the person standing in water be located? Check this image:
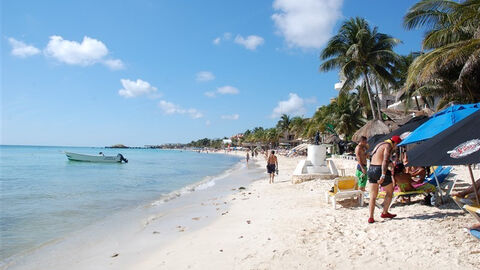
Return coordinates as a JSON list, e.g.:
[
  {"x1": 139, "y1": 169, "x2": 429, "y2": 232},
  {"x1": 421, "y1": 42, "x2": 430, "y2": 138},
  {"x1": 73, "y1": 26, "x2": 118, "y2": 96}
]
[
  {"x1": 266, "y1": 150, "x2": 278, "y2": 184},
  {"x1": 367, "y1": 135, "x2": 402, "y2": 223},
  {"x1": 246, "y1": 151, "x2": 250, "y2": 164},
  {"x1": 355, "y1": 136, "x2": 368, "y2": 191}
]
